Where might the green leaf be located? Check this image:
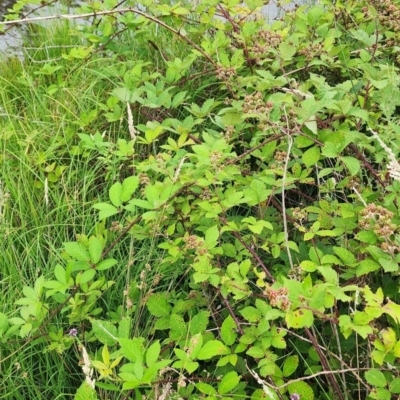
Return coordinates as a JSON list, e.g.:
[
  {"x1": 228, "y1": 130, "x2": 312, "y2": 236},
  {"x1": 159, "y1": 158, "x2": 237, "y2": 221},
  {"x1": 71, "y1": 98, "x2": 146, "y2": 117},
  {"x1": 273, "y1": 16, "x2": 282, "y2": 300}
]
[
  {"x1": 221, "y1": 315, "x2": 237, "y2": 346},
  {"x1": 197, "y1": 340, "x2": 230, "y2": 360},
  {"x1": 187, "y1": 333, "x2": 203, "y2": 360},
  {"x1": 121, "y1": 176, "x2": 139, "y2": 202},
  {"x1": 218, "y1": 371, "x2": 240, "y2": 395},
  {"x1": 169, "y1": 314, "x2": 187, "y2": 340},
  {"x1": 119, "y1": 338, "x2": 145, "y2": 363},
  {"x1": 246, "y1": 346, "x2": 264, "y2": 358},
  {"x1": 109, "y1": 182, "x2": 122, "y2": 207},
  {"x1": 196, "y1": 382, "x2": 217, "y2": 395},
  {"x1": 146, "y1": 293, "x2": 171, "y2": 317},
  {"x1": 64, "y1": 242, "x2": 89, "y2": 262},
  {"x1": 92, "y1": 203, "x2": 119, "y2": 220},
  {"x1": 356, "y1": 231, "x2": 377, "y2": 244},
  {"x1": 92, "y1": 320, "x2": 118, "y2": 346},
  {"x1": 283, "y1": 355, "x2": 299, "y2": 377},
  {"x1": 74, "y1": 381, "x2": 98, "y2": 400},
  {"x1": 78, "y1": 269, "x2": 96, "y2": 284},
  {"x1": 389, "y1": 378, "x2": 400, "y2": 393},
  {"x1": 189, "y1": 311, "x2": 210, "y2": 335},
  {"x1": 54, "y1": 264, "x2": 67, "y2": 285},
  {"x1": 279, "y1": 43, "x2": 296, "y2": 61},
  {"x1": 128, "y1": 199, "x2": 154, "y2": 209},
  {"x1": 205, "y1": 225, "x2": 219, "y2": 249},
  {"x1": 118, "y1": 317, "x2": 131, "y2": 339},
  {"x1": 146, "y1": 340, "x2": 160, "y2": 367},
  {"x1": 333, "y1": 247, "x2": 356, "y2": 265},
  {"x1": 302, "y1": 146, "x2": 320, "y2": 167},
  {"x1": 341, "y1": 156, "x2": 360, "y2": 176},
  {"x1": 96, "y1": 259, "x2": 118, "y2": 271},
  {"x1": 307, "y1": 5, "x2": 324, "y2": 26},
  {"x1": 288, "y1": 381, "x2": 314, "y2": 400},
  {"x1": 356, "y1": 259, "x2": 380, "y2": 276},
  {"x1": 365, "y1": 369, "x2": 387, "y2": 388},
  {"x1": 285, "y1": 309, "x2": 314, "y2": 329},
  {"x1": 0, "y1": 313, "x2": 9, "y2": 334},
  {"x1": 88, "y1": 236, "x2": 103, "y2": 264},
  {"x1": 239, "y1": 306, "x2": 262, "y2": 323},
  {"x1": 383, "y1": 300, "x2": 400, "y2": 324}
]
